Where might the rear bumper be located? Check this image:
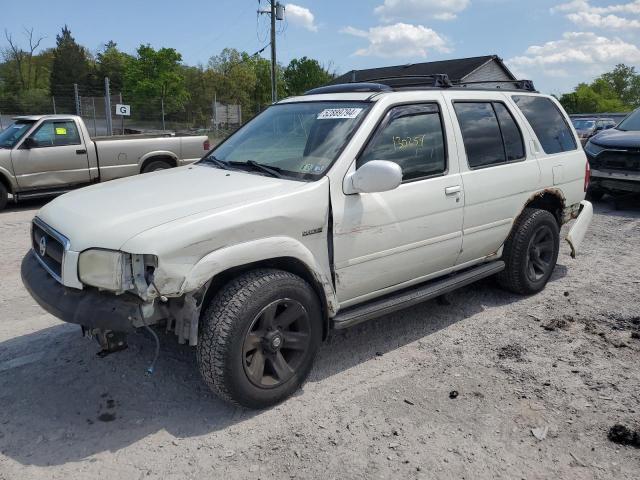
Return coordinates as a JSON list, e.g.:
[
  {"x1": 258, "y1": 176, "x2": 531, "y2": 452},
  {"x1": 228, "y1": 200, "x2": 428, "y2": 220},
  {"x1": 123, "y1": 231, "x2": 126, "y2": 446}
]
[
  {"x1": 21, "y1": 250, "x2": 142, "y2": 332},
  {"x1": 566, "y1": 201, "x2": 593, "y2": 258}
]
